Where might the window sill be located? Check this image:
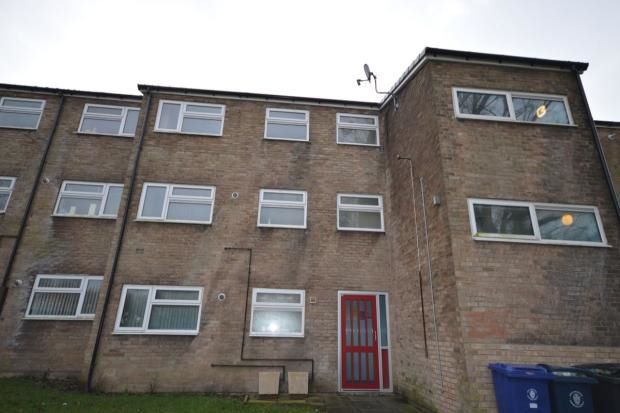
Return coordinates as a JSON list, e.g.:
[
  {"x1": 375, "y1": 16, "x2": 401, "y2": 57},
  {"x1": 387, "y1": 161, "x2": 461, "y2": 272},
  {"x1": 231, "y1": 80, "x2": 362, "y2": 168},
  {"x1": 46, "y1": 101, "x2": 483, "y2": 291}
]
[
  {"x1": 336, "y1": 141, "x2": 380, "y2": 148},
  {"x1": 24, "y1": 316, "x2": 94, "y2": 321},
  {"x1": 471, "y1": 236, "x2": 611, "y2": 248},
  {"x1": 249, "y1": 333, "x2": 305, "y2": 339},
  {"x1": 257, "y1": 224, "x2": 307, "y2": 230},
  {"x1": 74, "y1": 131, "x2": 134, "y2": 138},
  {"x1": 264, "y1": 136, "x2": 310, "y2": 143},
  {"x1": 135, "y1": 218, "x2": 212, "y2": 225},
  {"x1": 154, "y1": 129, "x2": 223, "y2": 137},
  {"x1": 52, "y1": 214, "x2": 117, "y2": 220},
  {"x1": 113, "y1": 330, "x2": 199, "y2": 336},
  {"x1": 337, "y1": 227, "x2": 386, "y2": 233},
  {"x1": 0, "y1": 125, "x2": 38, "y2": 131},
  {"x1": 455, "y1": 115, "x2": 578, "y2": 128}
]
